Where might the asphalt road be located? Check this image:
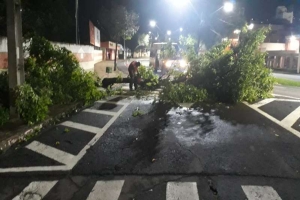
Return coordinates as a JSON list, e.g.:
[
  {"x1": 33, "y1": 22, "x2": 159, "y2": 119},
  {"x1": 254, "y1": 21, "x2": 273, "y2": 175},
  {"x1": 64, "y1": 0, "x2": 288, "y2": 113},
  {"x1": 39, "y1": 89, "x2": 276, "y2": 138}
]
[
  {"x1": 274, "y1": 85, "x2": 300, "y2": 99},
  {"x1": 1, "y1": 94, "x2": 300, "y2": 199},
  {"x1": 273, "y1": 72, "x2": 300, "y2": 82},
  {"x1": 2, "y1": 66, "x2": 300, "y2": 199}
]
